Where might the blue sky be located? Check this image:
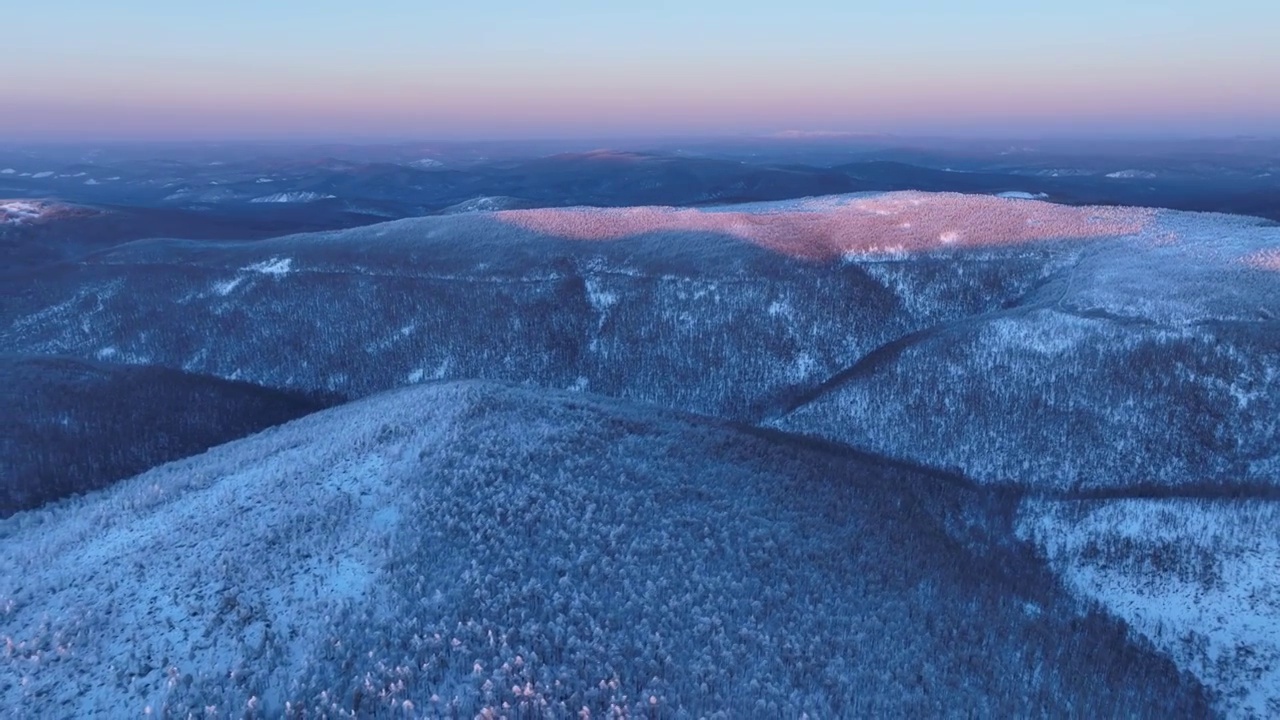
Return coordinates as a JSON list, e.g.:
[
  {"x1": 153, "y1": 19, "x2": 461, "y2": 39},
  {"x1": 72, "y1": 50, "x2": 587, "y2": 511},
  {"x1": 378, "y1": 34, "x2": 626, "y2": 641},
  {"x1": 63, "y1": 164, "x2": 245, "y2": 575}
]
[{"x1": 1, "y1": 0, "x2": 1276, "y2": 140}]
